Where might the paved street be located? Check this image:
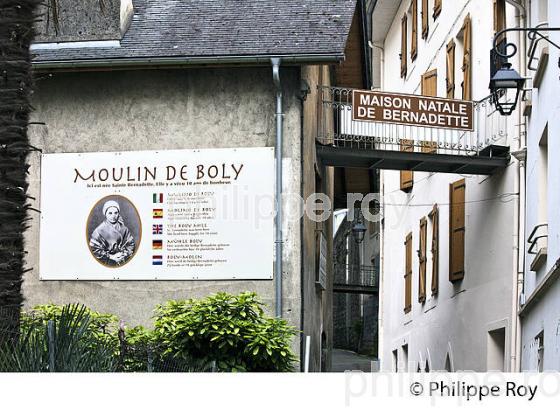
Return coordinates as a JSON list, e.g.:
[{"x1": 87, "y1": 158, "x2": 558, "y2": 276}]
[{"x1": 331, "y1": 349, "x2": 376, "y2": 372}]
